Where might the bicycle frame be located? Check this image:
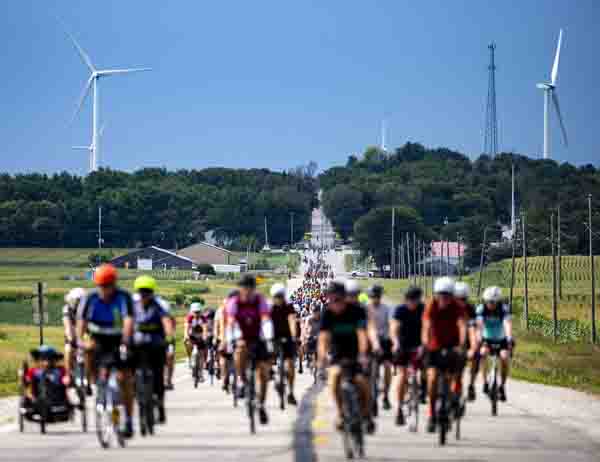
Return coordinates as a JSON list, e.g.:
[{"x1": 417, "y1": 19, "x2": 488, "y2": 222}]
[
  {"x1": 95, "y1": 365, "x2": 125, "y2": 449},
  {"x1": 340, "y1": 362, "x2": 364, "y2": 459}
]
